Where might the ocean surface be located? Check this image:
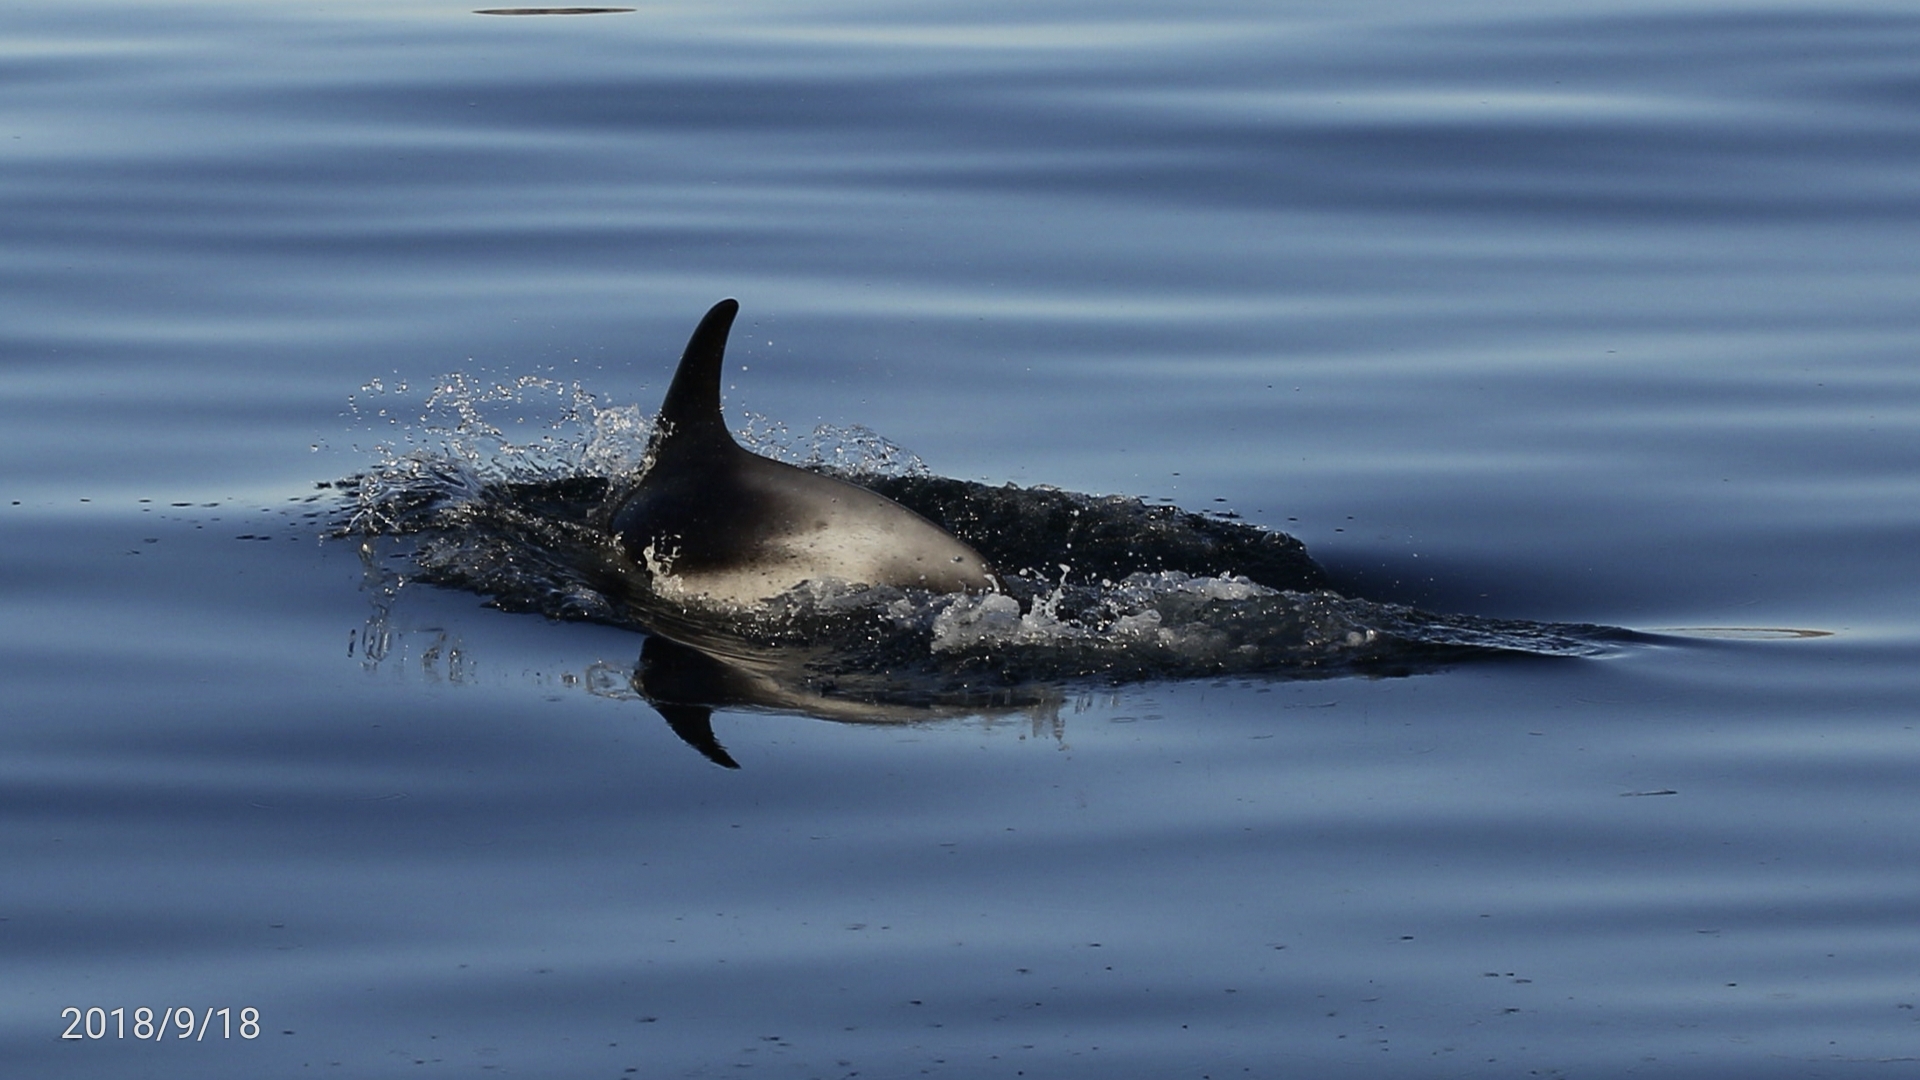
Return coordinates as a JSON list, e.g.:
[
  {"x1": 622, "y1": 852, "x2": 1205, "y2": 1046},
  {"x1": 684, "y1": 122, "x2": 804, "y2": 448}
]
[{"x1": 4, "y1": 1, "x2": 1918, "y2": 1076}]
